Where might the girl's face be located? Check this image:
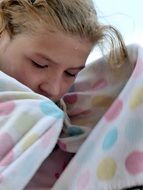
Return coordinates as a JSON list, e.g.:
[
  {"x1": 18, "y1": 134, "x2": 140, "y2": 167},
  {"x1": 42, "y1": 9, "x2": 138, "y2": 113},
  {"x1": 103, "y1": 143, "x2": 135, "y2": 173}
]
[{"x1": 0, "y1": 29, "x2": 93, "y2": 102}]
